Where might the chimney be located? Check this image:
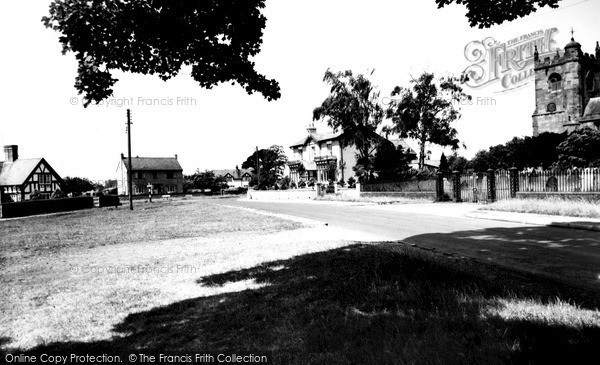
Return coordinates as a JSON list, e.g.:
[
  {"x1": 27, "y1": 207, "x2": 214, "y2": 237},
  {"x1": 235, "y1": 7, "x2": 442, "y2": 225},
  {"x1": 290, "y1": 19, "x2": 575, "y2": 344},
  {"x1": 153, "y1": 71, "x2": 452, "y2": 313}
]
[
  {"x1": 175, "y1": 154, "x2": 178, "y2": 160},
  {"x1": 596, "y1": 41, "x2": 600, "y2": 59},
  {"x1": 121, "y1": 153, "x2": 125, "y2": 160},
  {"x1": 4, "y1": 145, "x2": 18, "y2": 162},
  {"x1": 306, "y1": 122, "x2": 317, "y2": 134}
]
